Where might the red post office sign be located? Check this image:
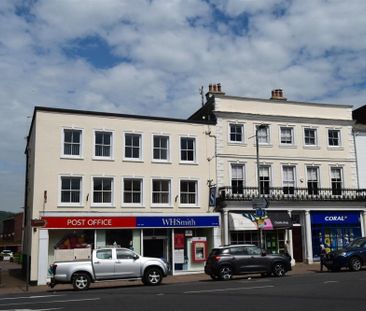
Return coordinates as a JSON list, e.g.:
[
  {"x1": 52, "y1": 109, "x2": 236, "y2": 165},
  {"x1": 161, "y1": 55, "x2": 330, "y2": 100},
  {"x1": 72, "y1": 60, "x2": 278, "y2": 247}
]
[{"x1": 41, "y1": 216, "x2": 136, "y2": 229}]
